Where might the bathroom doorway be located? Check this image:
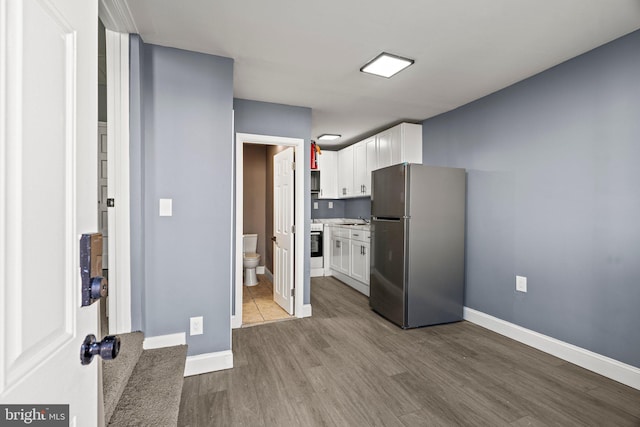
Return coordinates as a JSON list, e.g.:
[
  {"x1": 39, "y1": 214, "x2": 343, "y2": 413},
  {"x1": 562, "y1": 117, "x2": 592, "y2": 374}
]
[
  {"x1": 234, "y1": 133, "x2": 306, "y2": 329},
  {"x1": 241, "y1": 143, "x2": 292, "y2": 326}
]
